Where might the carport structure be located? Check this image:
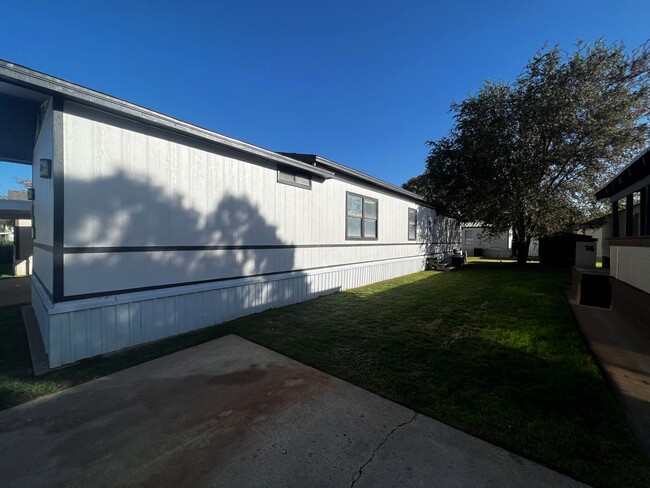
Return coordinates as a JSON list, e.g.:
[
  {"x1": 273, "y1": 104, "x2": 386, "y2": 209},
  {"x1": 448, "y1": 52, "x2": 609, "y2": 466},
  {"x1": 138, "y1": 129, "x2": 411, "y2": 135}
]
[
  {"x1": 0, "y1": 199, "x2": 31, "y2": 220},
  {"x1": 0, "y1": 78, "x2": 42, "y2": 277},
  {"x1": 0, "y1": 64, "x2": 60, "y2": 368}
]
